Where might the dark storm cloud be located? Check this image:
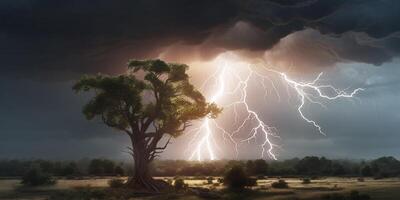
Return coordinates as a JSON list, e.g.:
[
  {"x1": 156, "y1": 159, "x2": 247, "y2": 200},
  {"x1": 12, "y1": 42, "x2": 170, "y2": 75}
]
[
  {"x1": 2, "y1": 0, "x2": 400, "y2": 160},
  {"x1": 2, "y1": 0, "x2": 400, "y2": 80},
  {"x1": 0, "y1": 0, "x2": 239, "y2": 80}
]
